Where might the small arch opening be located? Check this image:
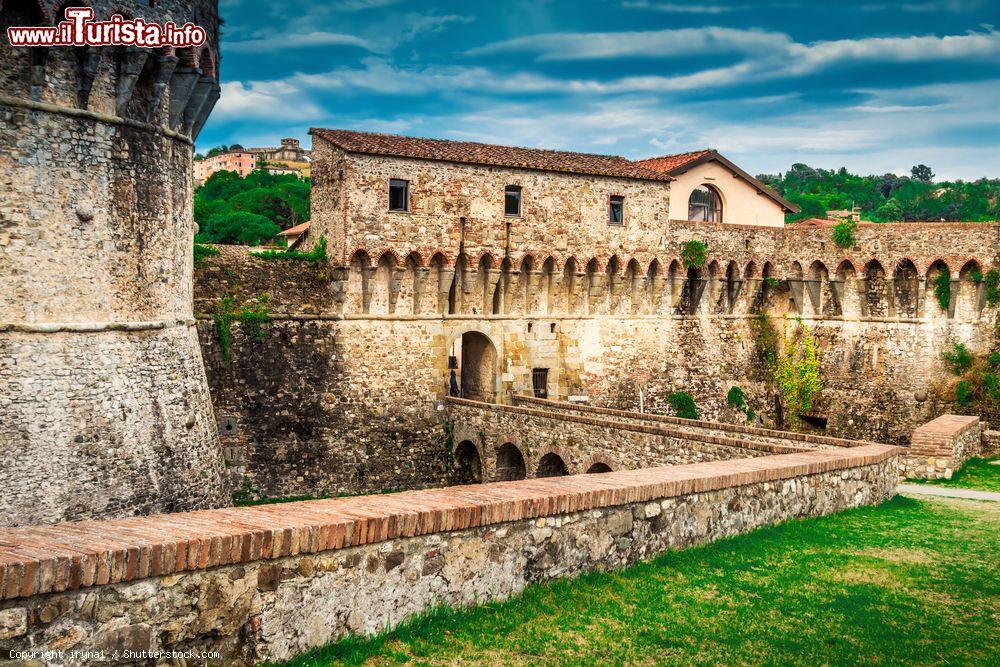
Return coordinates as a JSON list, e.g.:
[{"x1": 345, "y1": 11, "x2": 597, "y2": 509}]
[
  {"x1": 536, "y1": 452, "x2": 569, "y2": 478},
  {"x1": 586, "y1": 462, "x2": 613, "y2": 474},
  {"x1": 454, "y1": 441, "x2": 482, "y2": 484},
  {"x1": 496, "y1": 443, "x2": 526, "y2": 481}
]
